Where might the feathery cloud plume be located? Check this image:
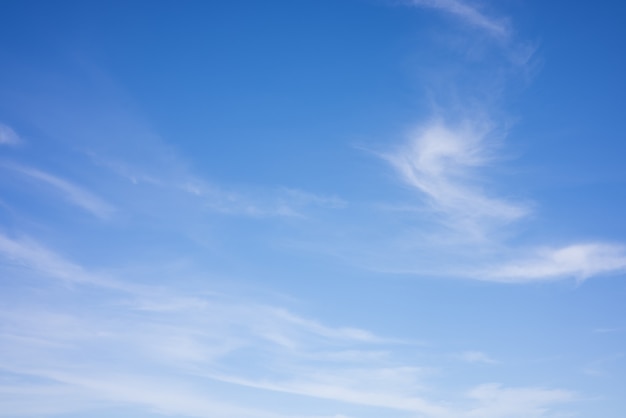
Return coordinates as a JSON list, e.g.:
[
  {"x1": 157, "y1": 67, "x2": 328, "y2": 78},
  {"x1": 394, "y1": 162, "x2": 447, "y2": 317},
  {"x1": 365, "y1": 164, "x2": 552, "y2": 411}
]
[
  {"x1": 386, "y1": 119, "x2": 529, "y2": 237},
  {"x1": 482, "y1": 243, "x2": 626, "y2": 283}
]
